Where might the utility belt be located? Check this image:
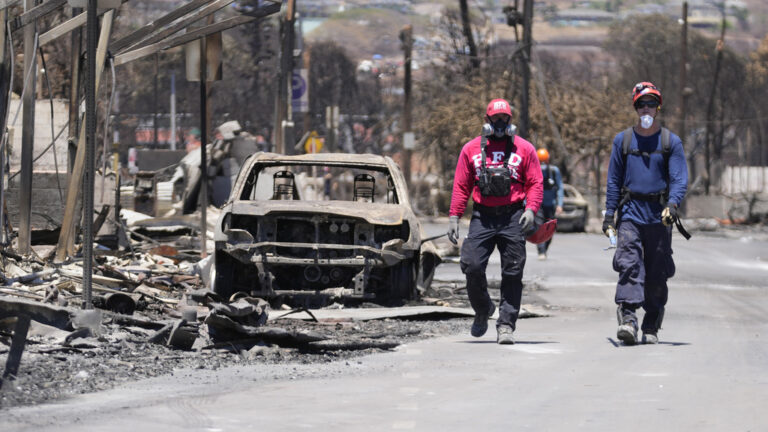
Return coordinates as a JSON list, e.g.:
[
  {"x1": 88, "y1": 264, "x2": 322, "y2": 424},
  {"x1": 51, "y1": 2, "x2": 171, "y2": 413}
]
[
  {"x1": 617, "y1": 187, "x2": 691, "y2": 240},
  {"x1": 473, "y1": 202, "x2": 524, "y2": 216},
  {"x1": 618, "y1": 187, "x2": 668, "y2": 208}
]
